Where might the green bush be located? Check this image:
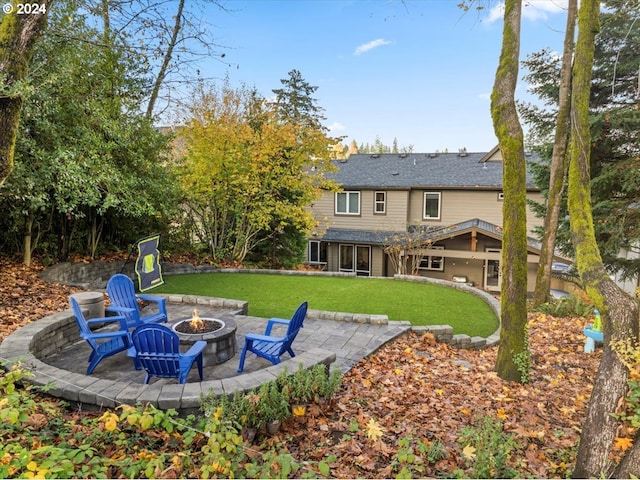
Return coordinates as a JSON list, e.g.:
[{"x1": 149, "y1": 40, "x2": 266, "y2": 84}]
[
  {"x1": 0, "y1": 364, "x2": 306, "y2": 478},
  {"x1": 534, "y1": 293, "x2": 593, "y2": 318}
]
